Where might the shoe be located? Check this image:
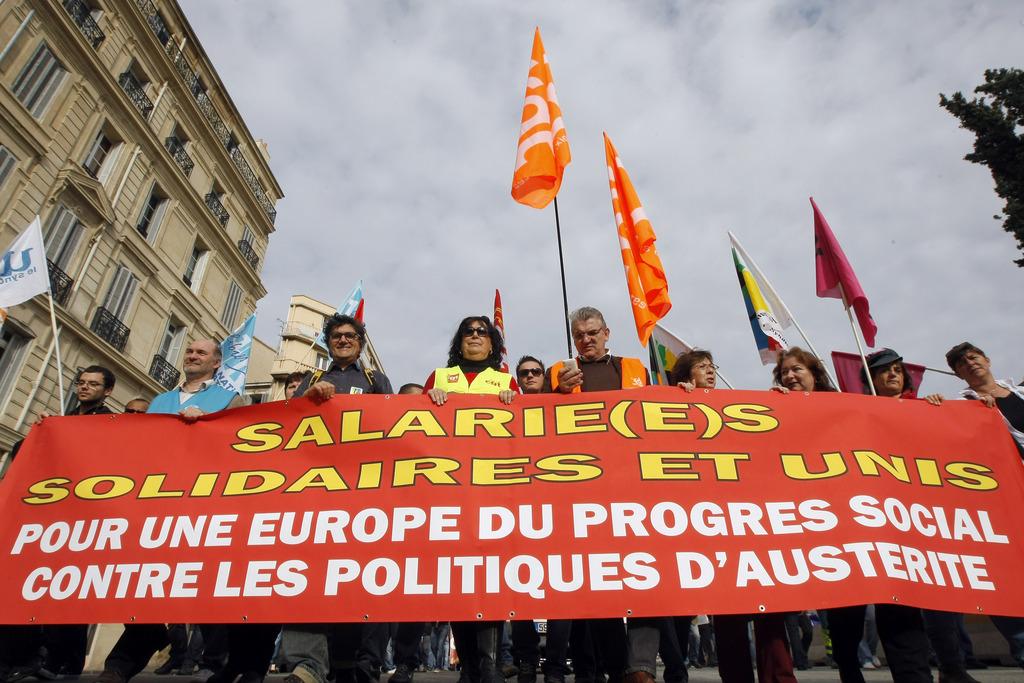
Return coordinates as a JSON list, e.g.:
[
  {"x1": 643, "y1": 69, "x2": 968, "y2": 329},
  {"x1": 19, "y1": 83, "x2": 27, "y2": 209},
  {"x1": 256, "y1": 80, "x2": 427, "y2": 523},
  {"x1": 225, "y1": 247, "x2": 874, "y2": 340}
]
[
  {"x1": 94, "y1": 671, "x2": 127, "y2": 683},
  {"x1": 623, "y1": 673, "x2": 655, "y2": 683},
  {"x1": 193, "y1": 669, "x2": 216, "y2": 683},
  {"x1": 517, "y1": 660, "x2": 537, "y2": 683},
  {"x1": 963, "y1": 658, "x2": 988, "y2": 670},
  {"x1": 389, "y1": 665, "x2": 414, "y2": 683},
  {"x1": 871, "y1": 656, "x2": 881, "y2": 667},
  {"x1": 178, "y1": 666, "x2": 196, "y2": 677},
  {"x1": 501, "y1": 663, "x2": 518, "y2": 679},
  {"x1": 156, "y1": 662, "x2": 183, "y2": 676},
  {"x1": 937, "y1": 671, "x2": 982, "y2": 683},
  {"x1": 861, "y1": 661, "x2": 876, "y2": 670}
]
